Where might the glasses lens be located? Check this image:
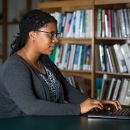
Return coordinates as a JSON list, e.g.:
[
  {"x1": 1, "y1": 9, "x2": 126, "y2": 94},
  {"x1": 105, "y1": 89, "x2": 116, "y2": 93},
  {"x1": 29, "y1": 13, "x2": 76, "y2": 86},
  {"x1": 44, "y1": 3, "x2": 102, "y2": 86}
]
[
  {"x1": 51, "y1": 33, "x2": 60, "y2": 40},
  {"x1": 56, "y1": 33, "x2": 60, "y2": 40}
]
